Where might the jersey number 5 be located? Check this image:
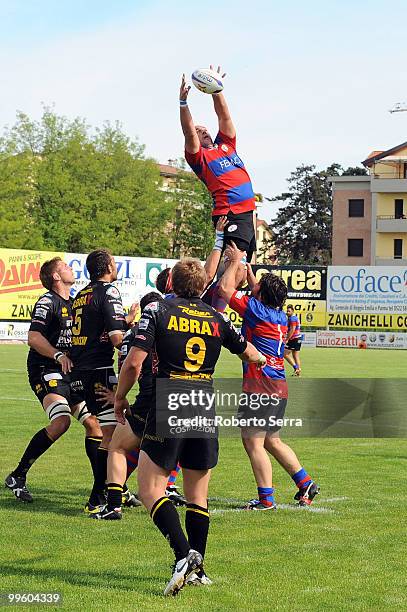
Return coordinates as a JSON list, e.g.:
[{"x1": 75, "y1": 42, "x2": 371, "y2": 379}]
[
  {"x1": 72, "y1": 308, "x2": 82, "y2": 336},
  {"x1": 184, "y1": 336, "x2": 206, "y2": 372}
]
